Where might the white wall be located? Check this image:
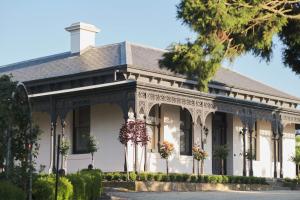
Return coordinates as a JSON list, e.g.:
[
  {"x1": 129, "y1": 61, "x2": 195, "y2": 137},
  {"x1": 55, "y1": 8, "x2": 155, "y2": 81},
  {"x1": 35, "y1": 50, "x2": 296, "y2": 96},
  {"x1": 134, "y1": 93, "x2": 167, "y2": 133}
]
[
  {"x1": 282, "y1": 124, "x2": 296, "y2": 178},
  {"x1": 252, "y1": 120, "x2": 273, "y2": 177},
  {"x1": 33, "y1": 112, "x2": 51, "y2": 173},
  {"x1": 33, "y1": 104, "x2": 297, "y2": 178},
  {"x1": 231, "y1": 116, "x2": 244, "y2": 176},
  {"x1": 33, "y1": 103, "x2": 125, "y2": 173}
]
